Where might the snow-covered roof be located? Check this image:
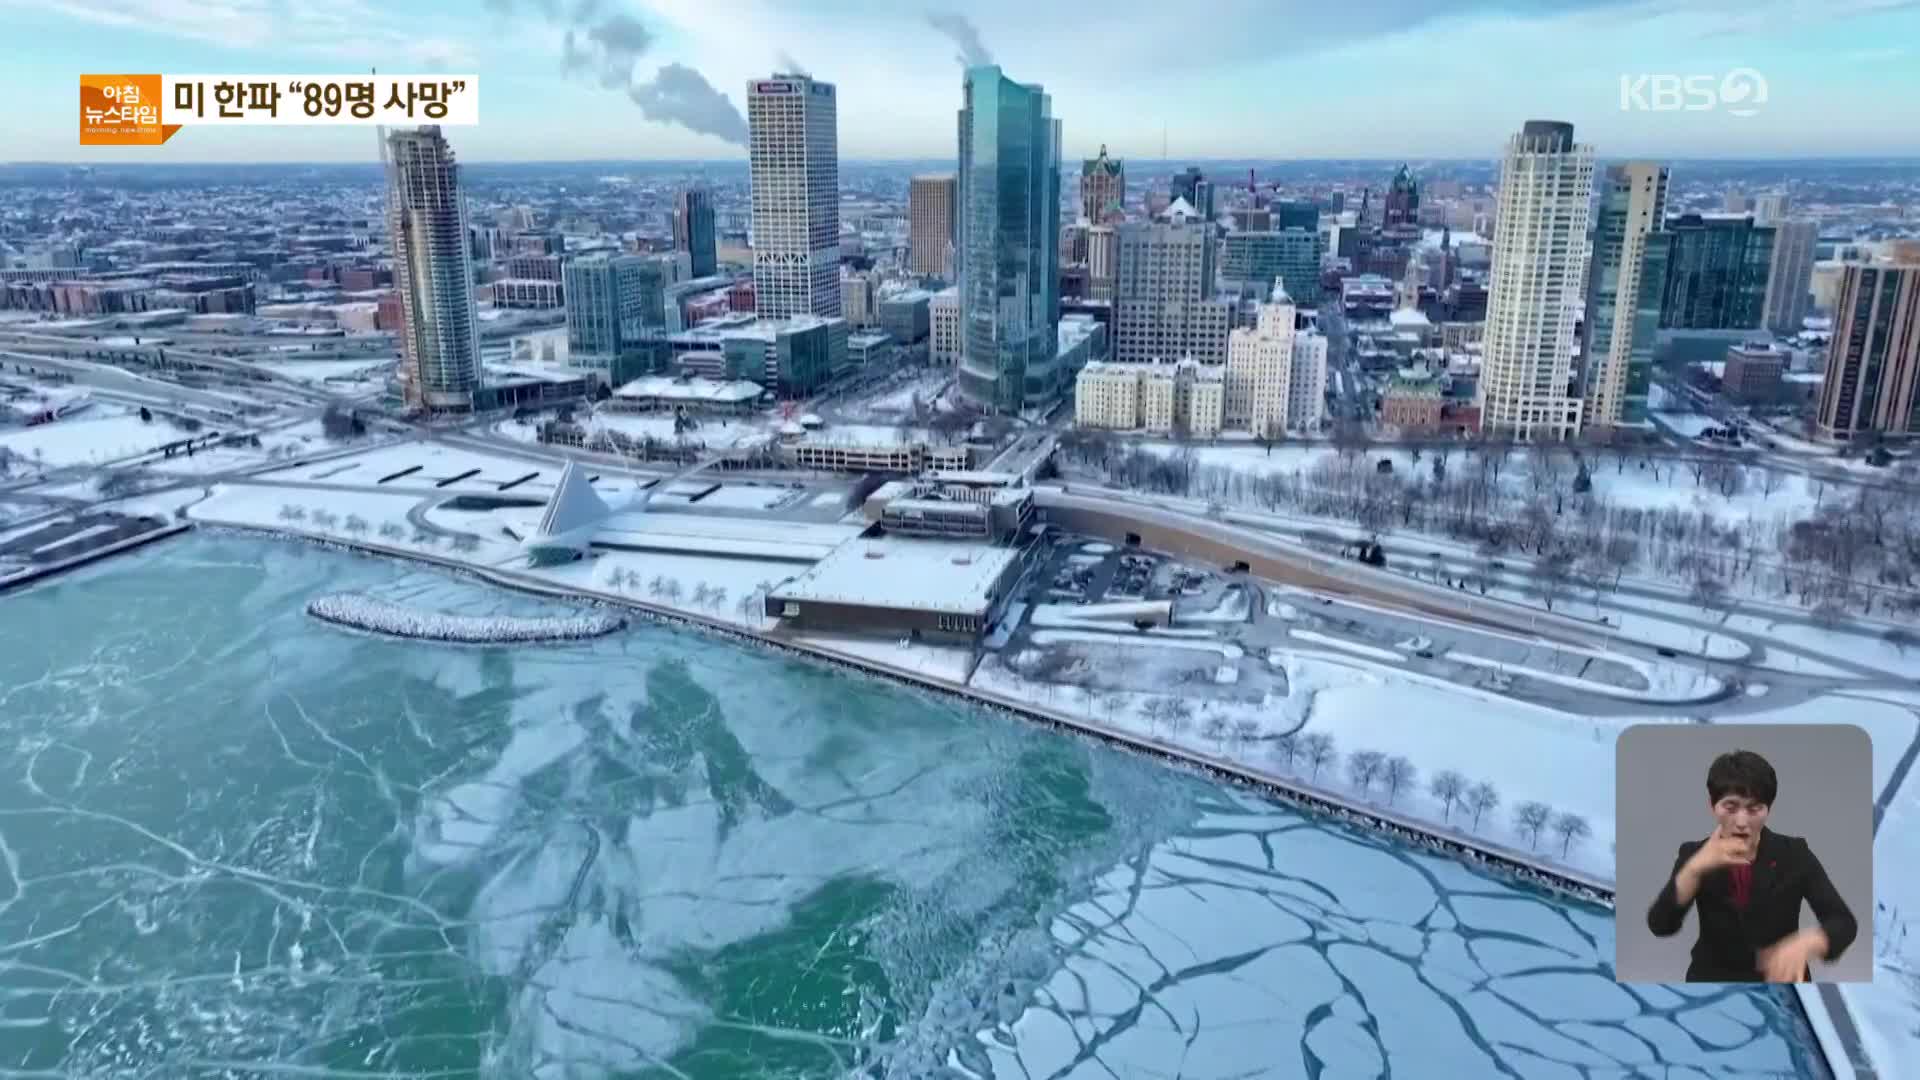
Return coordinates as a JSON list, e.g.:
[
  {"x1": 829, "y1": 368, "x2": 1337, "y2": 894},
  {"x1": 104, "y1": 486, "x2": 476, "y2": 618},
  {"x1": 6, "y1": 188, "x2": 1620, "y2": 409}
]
[
  {"x1": 772, "y1": 536, "x2": 1021, "y2": 615},
  {"x1": 614, "y1": 376, "x2": 763, "y2": 404}
]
